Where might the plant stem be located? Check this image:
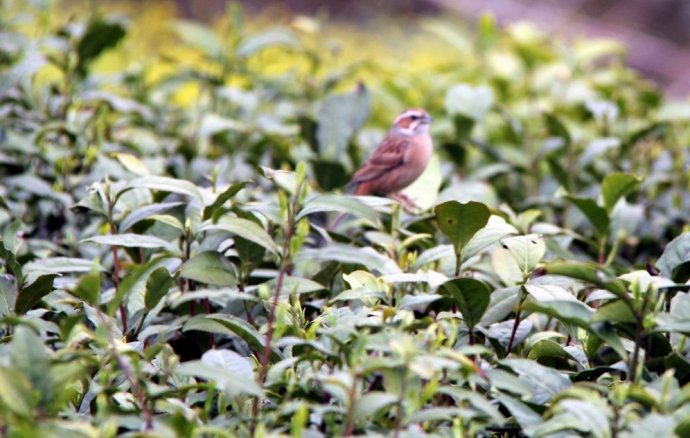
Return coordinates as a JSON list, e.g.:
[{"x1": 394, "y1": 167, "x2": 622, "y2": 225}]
[
  {"x1": 343, "y1": 373, "x2": 358, "y2": 436},
  {"x1": 393, "y1": 367, "x2": 407, "y2": 438},
  {"x1": 506, "y1": 306, "x2": 522, "y2": 356},
  {"x1": 455, "y1": 248, "x2": 463, "y2": 277},
  {"x1": 108, "y1": 218, "x2": 127, "y2": 335},
  {"x1": 252, "y1": 201, "x2": 296, "y2": 423},
  {"x1": 257, "y1": 218, "x2": 293, "y2": 384},
  {"x1": 598, "y1": 237, "x2": 606, "y2": 264}
]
